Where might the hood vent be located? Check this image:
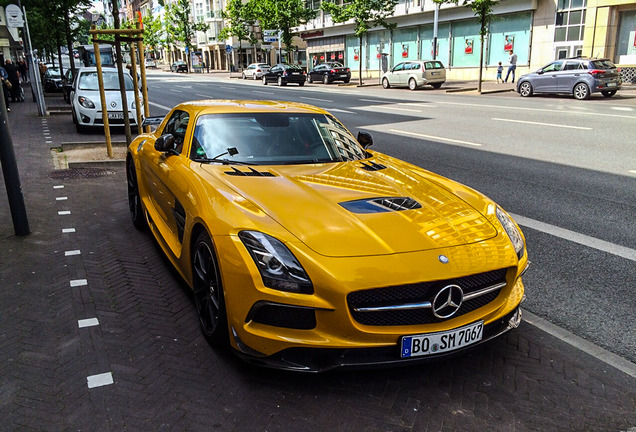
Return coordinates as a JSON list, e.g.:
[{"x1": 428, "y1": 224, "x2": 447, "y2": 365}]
[
  {"x1": 340, "y1": 197, "x2": 421, "y2": 214},
  {"x1": 225, "y1": 167, "x2": 275, "y2": 177},
  {"x1": 360, "y1": 161, "x2": 387, "y2": 171}
]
